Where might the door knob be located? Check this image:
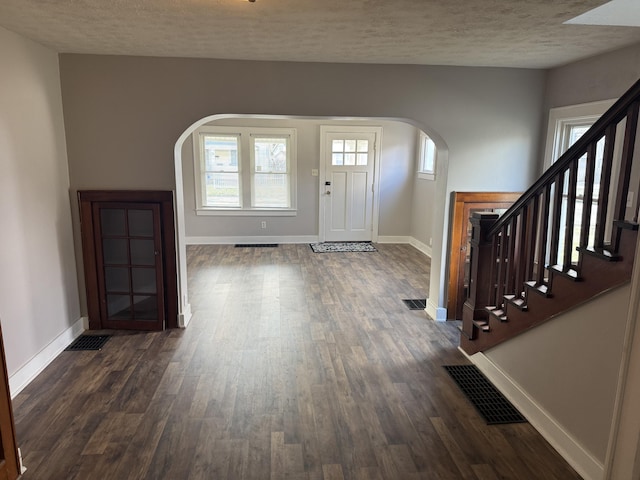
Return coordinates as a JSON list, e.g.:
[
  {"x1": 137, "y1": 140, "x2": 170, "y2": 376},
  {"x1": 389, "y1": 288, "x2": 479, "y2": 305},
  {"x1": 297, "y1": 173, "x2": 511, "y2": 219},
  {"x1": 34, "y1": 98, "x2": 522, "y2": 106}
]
[{"x1": 326, "y1": 190, "x2": 331, "y2": 195}]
